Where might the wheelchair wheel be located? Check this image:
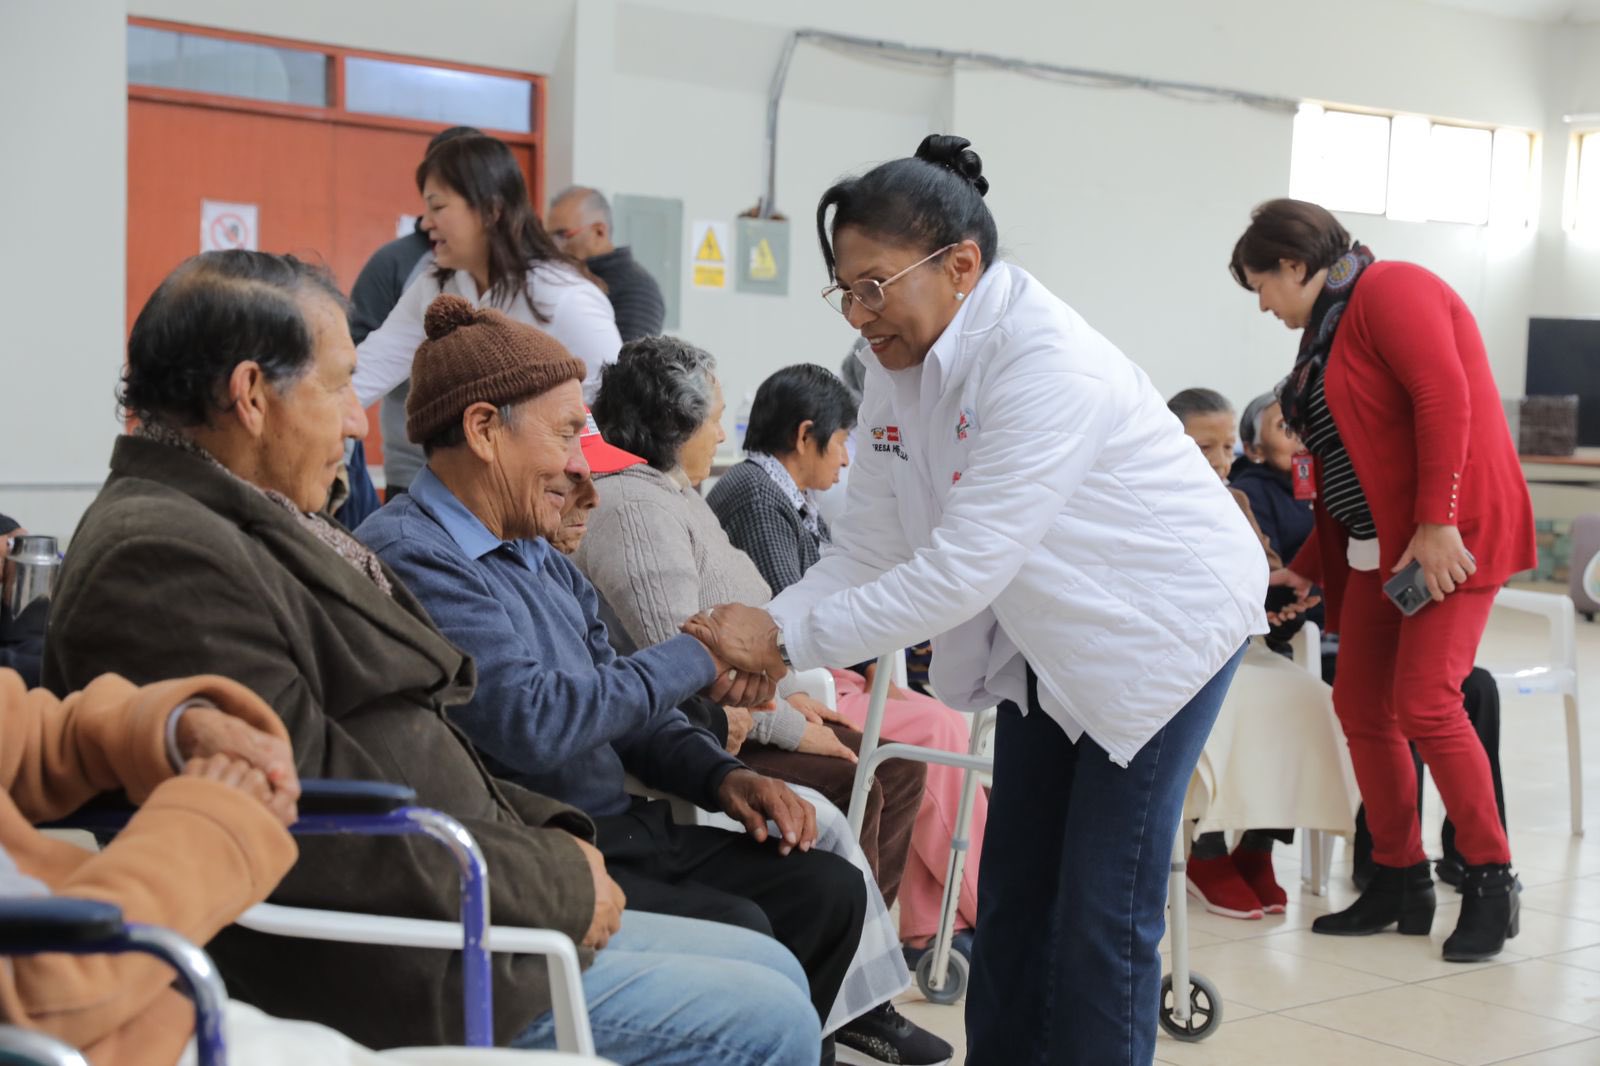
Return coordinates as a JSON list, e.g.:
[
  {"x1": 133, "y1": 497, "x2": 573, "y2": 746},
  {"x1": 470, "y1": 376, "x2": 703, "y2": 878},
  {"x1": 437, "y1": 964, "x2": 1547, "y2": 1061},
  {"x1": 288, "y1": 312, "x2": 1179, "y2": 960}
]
[
  {"x1": 915, "y1": 947, "x2": 969, "y2": 1006},
  {"x1": 1159, "y1": 971, "x2": 1222, "y2": 1041}
]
